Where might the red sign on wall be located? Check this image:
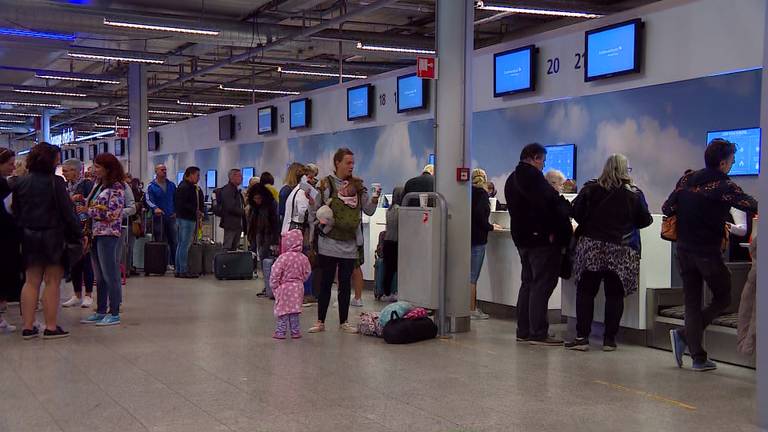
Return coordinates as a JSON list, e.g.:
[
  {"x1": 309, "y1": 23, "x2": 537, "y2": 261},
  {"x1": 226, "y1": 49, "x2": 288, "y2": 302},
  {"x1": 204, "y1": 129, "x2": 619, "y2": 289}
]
[
  {"x1": 117, "y1": 128, "x2": 129, "y2": 138},
  {"x1": 416, "y1": 56, "x2": 437, "y2": 80}
]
